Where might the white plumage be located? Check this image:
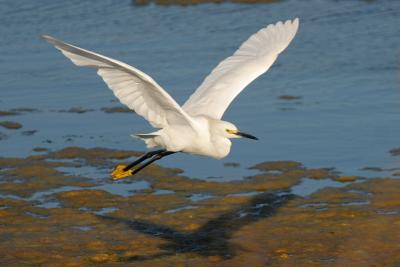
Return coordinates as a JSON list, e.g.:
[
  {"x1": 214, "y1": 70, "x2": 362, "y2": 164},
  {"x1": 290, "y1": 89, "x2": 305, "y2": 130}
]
[
  {"x1": 183, "y1": 19, "x2": 299, "y2": 119},
  {"x1": 43, "y1": 18, "x2": 299, "y2": 161}
]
